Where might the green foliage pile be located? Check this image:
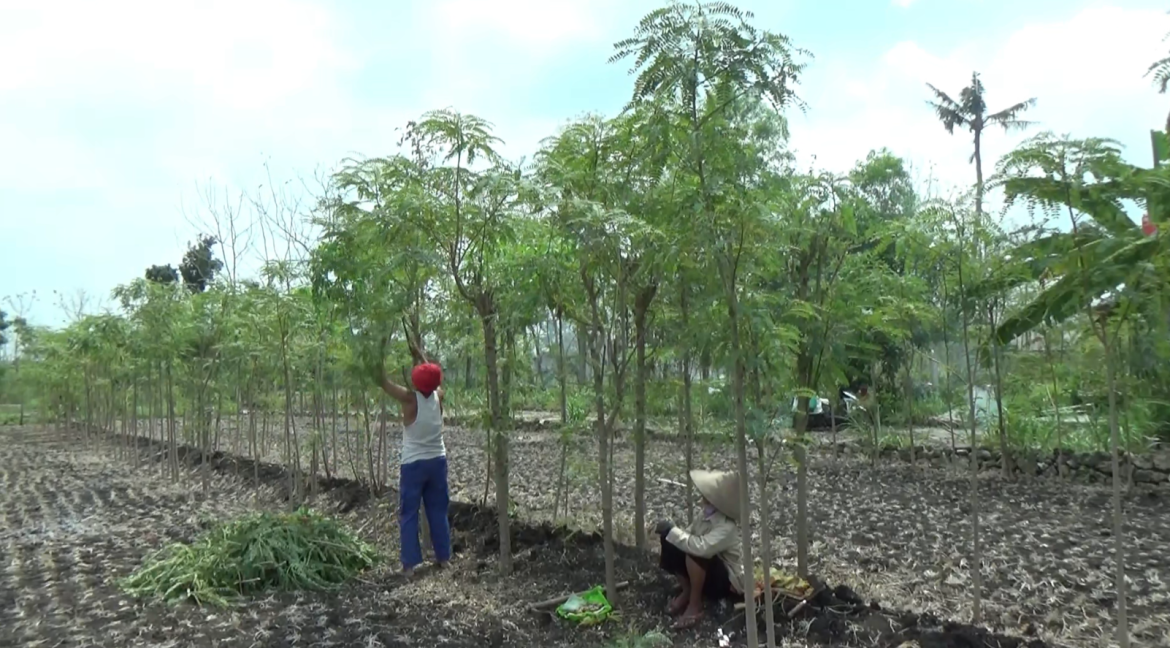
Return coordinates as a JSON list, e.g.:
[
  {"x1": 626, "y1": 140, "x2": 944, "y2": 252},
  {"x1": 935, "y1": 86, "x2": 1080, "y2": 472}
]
[{"x1": 120, "y1": 507, "x2": 380, "y2": 606}]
